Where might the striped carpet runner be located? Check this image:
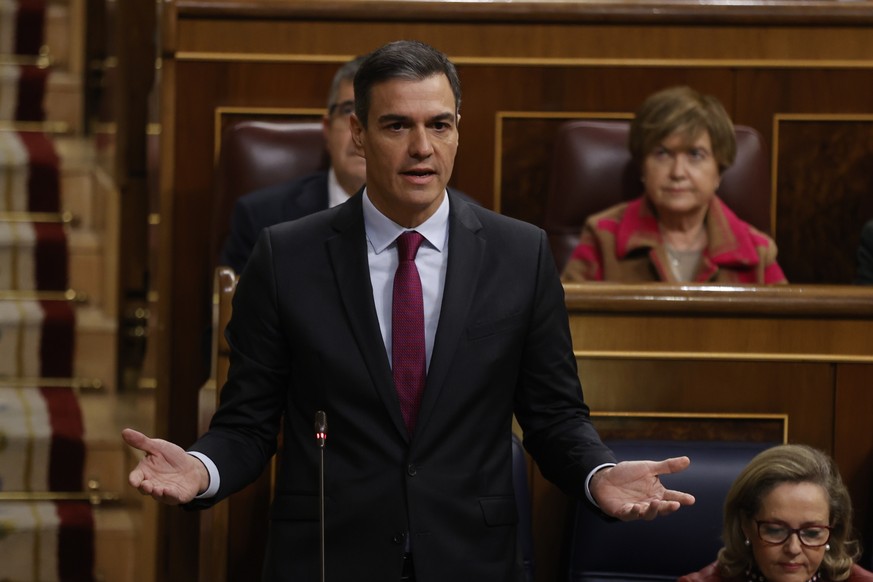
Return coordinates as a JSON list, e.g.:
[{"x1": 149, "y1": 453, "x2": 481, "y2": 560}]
[
  {"x1": 0, "y1": 64, "x2": 48, "y2": 122},
  {"x1": 1, "y1": 1, "x2": 95, "y2": 580}
]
